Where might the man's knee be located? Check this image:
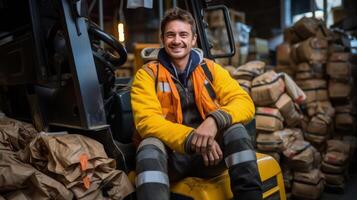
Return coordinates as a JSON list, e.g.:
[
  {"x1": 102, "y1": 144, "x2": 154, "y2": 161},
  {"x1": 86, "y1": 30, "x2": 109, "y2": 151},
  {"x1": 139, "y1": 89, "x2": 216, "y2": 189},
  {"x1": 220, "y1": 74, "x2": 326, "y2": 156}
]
[
  {"x1": 222, "y1": 124, "x2": 256, "y2": 168},
  {"x1": 136, "y1": 138, "x2": 170, "y2": 200},
  {"x1": 223, "y1": 124, "x2": 252, "y2": 148},
  {"x1": 136, "y1": 137, "x2": 167, "y2": 171}
]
